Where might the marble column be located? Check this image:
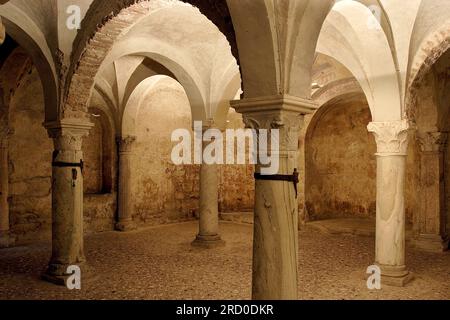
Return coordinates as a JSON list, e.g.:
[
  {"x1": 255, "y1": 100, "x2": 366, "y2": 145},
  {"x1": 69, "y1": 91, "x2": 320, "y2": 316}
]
[
  {"x1": 192, "y1": 123, "x2": 225, "y2": 248},
  {"x1": 42, "y1": 119, "x2": 93, "y2": 285},
  {"x1": 367, "y1": 120, "x2": 413, "y2": 287},
  {"x1": 412, "y1": 131, "x2": 449, "y2": 252},
  {"x1": 232, "y1": 95, "x2": 317, "y2": 300},
  {"x1": 0, "y1": 134, "x2": 14, "y2": 247},
  {"x1": 116, "y1": 136, "x2": 137, "y2": 231}
]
